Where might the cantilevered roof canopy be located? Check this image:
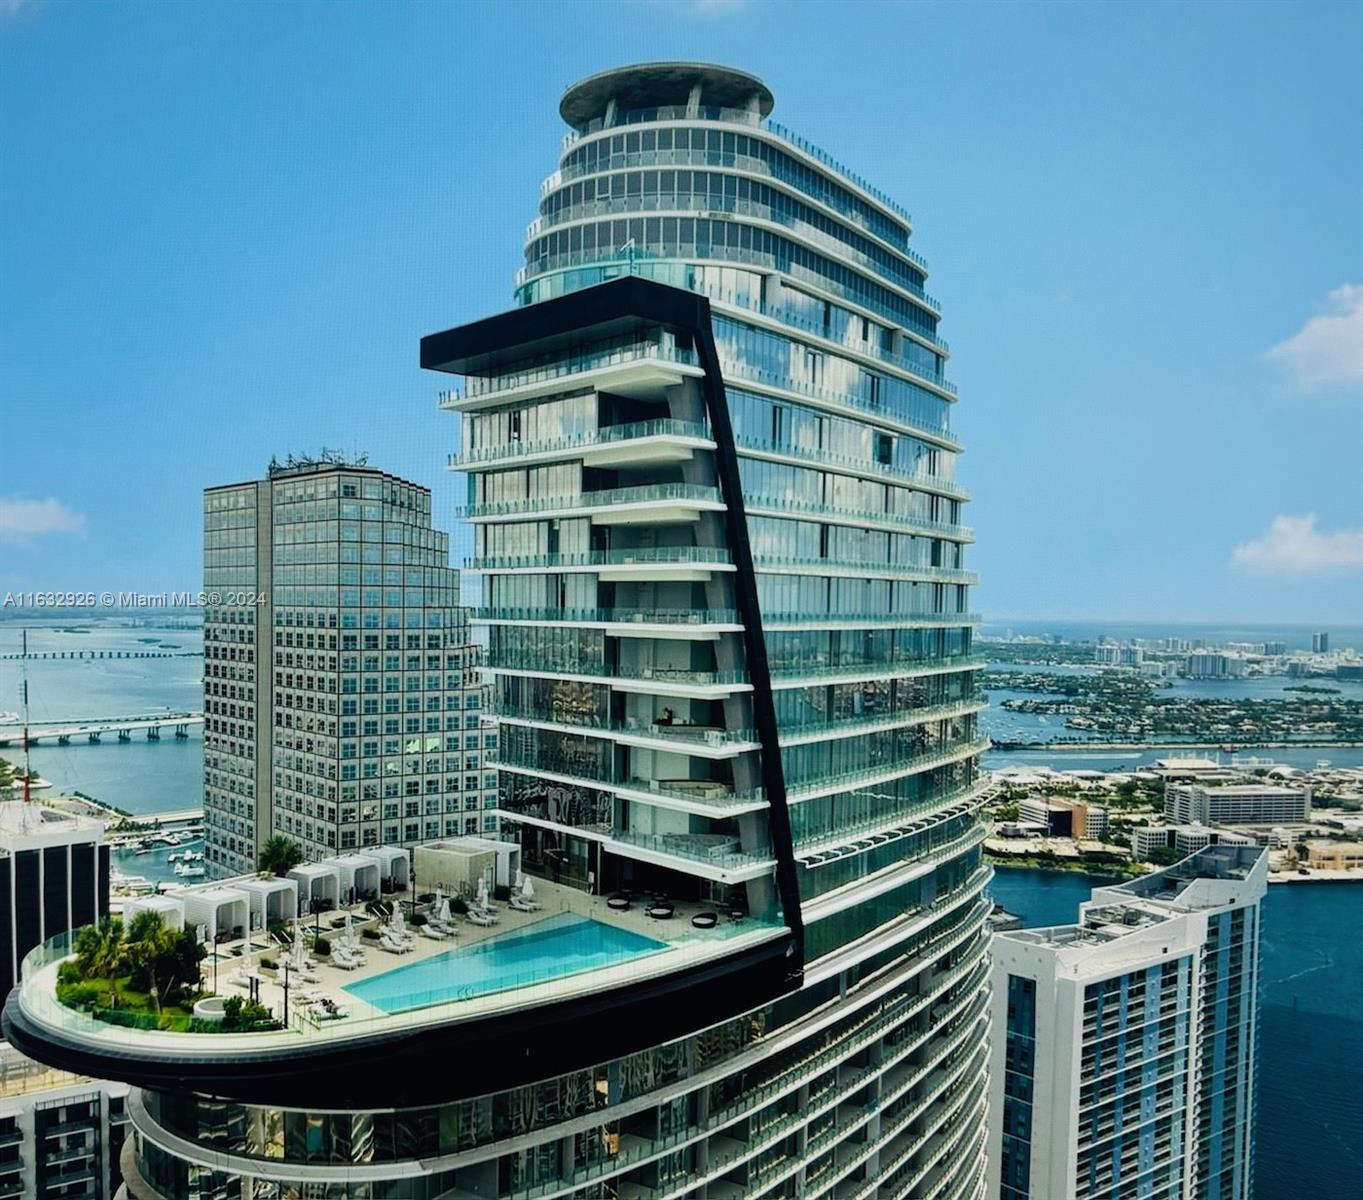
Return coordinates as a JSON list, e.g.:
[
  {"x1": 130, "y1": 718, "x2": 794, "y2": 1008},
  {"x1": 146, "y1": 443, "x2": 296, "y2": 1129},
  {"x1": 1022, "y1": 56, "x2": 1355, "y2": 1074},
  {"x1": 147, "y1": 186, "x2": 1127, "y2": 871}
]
[{"x1": 560, "y1": 62, "x2": 773, "y2": 130}]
